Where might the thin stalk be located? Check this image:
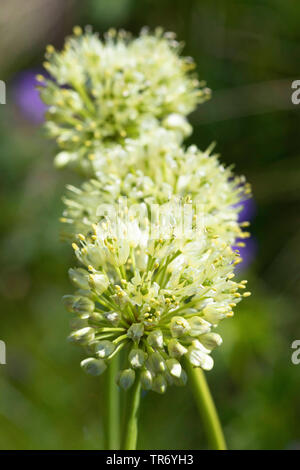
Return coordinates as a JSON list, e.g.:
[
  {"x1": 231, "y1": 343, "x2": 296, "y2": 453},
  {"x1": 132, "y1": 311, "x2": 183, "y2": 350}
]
[
  {"x1": 105, "y1": 356, "x2": 120, "y2": 450},
  {"x1": 122, "y1": 375, "x2": 141, "y2": 450},
  {"x1": 184, "y1": 360, "x2": 227, "y2": 450}
]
